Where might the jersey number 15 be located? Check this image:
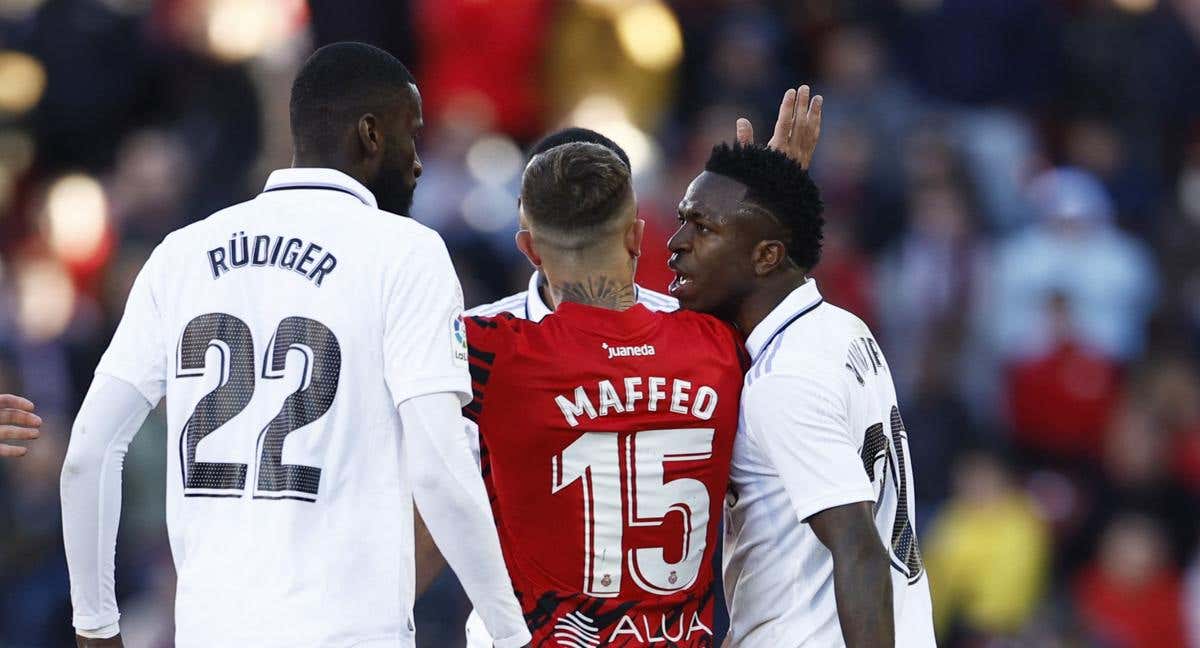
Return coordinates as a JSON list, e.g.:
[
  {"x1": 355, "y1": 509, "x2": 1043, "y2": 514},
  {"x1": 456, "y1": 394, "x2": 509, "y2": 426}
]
[{"x1": 552, "y1": 428, "x2": 714, "y2": 598}]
